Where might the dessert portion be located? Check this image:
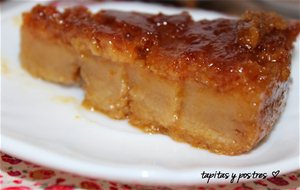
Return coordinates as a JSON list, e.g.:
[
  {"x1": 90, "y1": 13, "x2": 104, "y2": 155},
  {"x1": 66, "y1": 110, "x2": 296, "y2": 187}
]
[{"x1": 21, "y1": 5, "x2": 300, "y2": 155}]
